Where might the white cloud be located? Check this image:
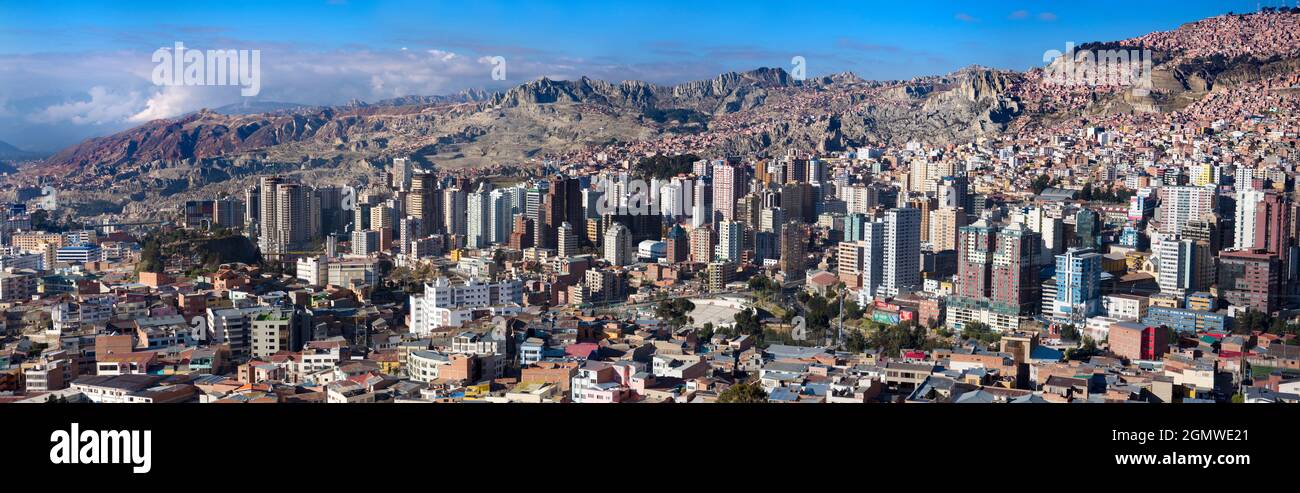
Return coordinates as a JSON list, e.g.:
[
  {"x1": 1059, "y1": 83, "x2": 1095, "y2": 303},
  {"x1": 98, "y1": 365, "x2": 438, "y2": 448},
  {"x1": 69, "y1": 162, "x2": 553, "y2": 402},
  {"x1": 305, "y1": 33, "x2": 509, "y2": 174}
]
[
  {"x1": 29, "y1": 86, "x2": 143, "y2": 125},
  {"x1": 129, "y1": 85, "x2": 240, "y2": 122}
]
